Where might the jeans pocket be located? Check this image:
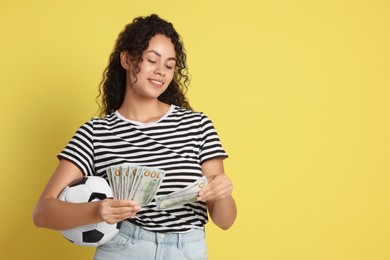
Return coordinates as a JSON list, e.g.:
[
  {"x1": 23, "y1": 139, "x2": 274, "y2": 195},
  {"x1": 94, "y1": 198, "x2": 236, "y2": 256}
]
[
  {"x1": 183, "y1": 240, "x2": 208, "y2": 260},
  {"x1": 96, "y1": 232, "x2": 130, "y2": 253}
]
